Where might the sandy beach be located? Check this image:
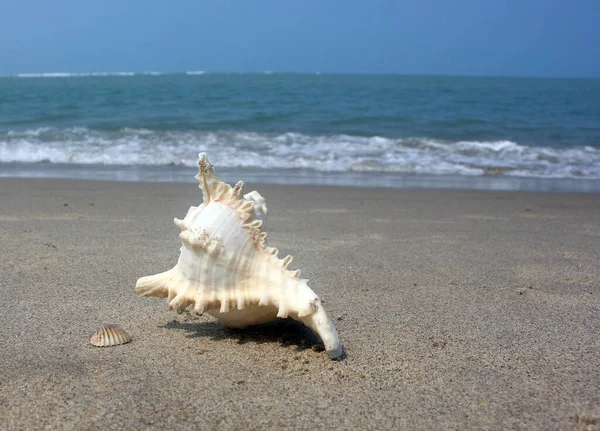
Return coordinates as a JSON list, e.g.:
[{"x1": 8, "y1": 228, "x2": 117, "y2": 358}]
[{"x1": 1, "y1": 178, "x2": 599, "y2": 430}]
